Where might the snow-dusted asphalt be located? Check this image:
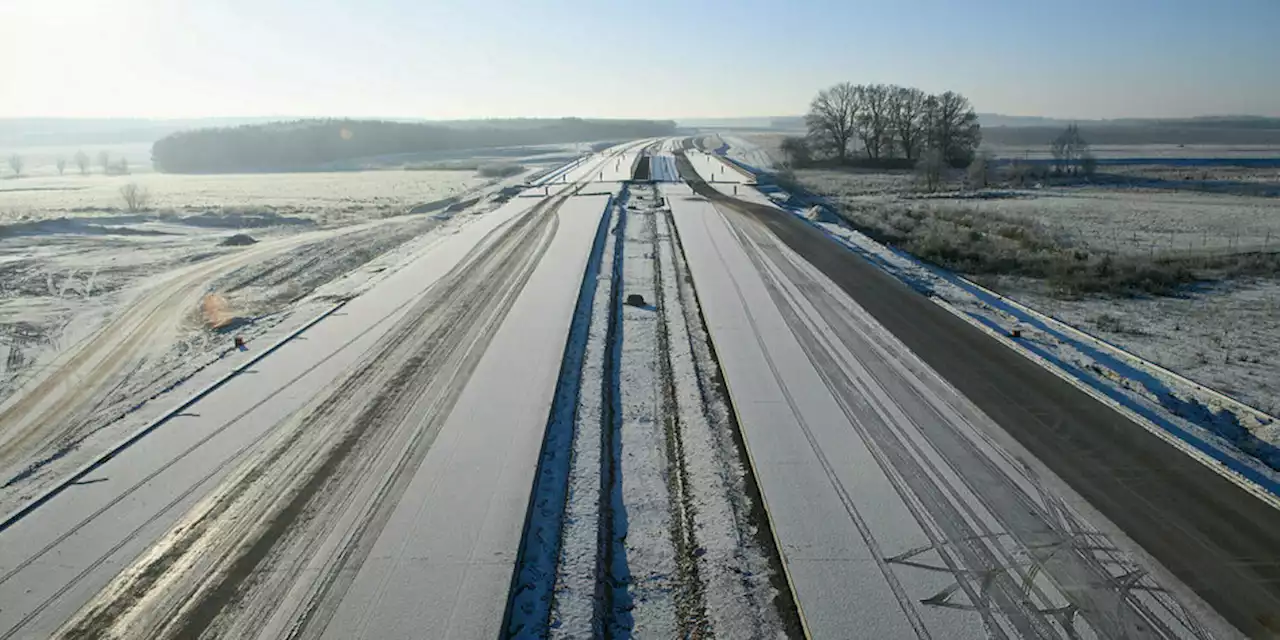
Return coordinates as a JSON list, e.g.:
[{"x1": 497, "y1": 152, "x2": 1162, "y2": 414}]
[{"x1": 665, "y1": 182, "x2": 1226, "y2": 639}]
